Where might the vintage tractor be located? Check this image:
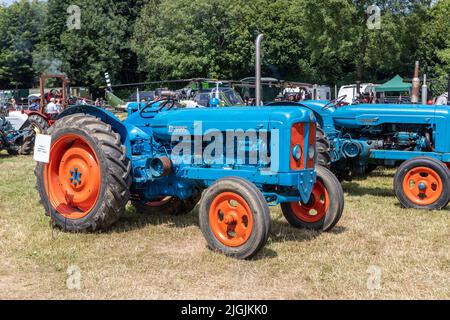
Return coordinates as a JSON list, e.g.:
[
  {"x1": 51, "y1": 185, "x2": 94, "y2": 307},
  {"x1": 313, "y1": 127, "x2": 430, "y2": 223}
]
[
  {"x1": 35, "y1": 100, "x2": 344, "y2": 259},
  {"x1": 0, "y1": 112, "x2": 34, "y2": 155},
  {"x1": 21, "y1": 74, "x2": 71, "y2": 135},
  {"x1": 268, "y1": 98, "x2": 450, "y2": 210}
]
